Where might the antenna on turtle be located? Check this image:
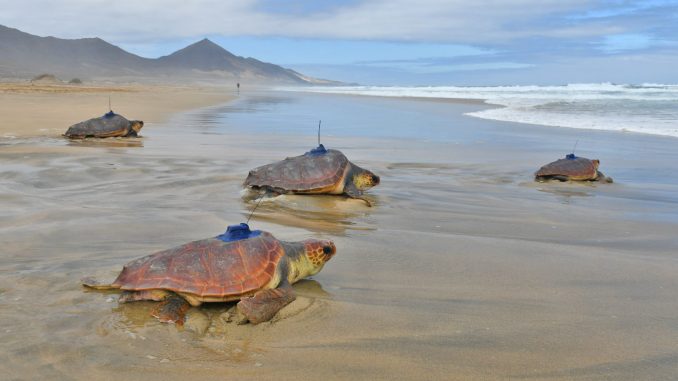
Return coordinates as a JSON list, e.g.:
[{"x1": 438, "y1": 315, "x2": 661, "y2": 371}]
[
  {"x1": 318, "y1": 120, "x2": 322, "y2": 146},
  {"x1": 246, "y1": 194, "x2": 265, "y2": 225},
  {"x1": 566, "y1": 139, "x2": 580, "y2": 159},
  {"x1": 103, "y1": 96, "x2": 115, "y2": 118}
]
